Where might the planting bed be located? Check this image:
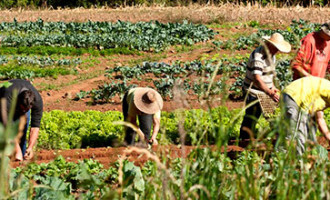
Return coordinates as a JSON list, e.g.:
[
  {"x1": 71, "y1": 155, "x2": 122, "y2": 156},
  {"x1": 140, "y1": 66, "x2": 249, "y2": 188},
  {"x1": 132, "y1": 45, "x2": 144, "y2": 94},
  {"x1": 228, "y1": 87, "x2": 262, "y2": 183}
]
[
  {"x1": 11, "y1": 138, "x2": 330, "y2": 169},
  {"x1": 10, "y1": 145, "x2": 246, "y2": 169}
]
